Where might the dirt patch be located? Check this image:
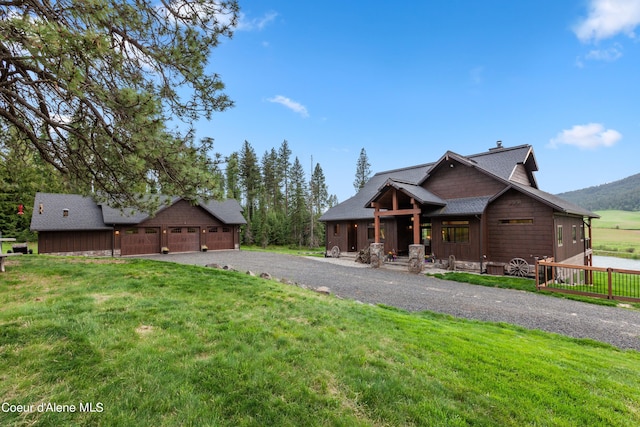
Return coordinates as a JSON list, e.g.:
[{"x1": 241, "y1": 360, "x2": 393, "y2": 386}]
[
  {"x1": 135, "y1": 325, "x2": 154, "y2": 336},
  {"x1": 65, "y1": 258, "x2": 127, "y2": 265}
]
